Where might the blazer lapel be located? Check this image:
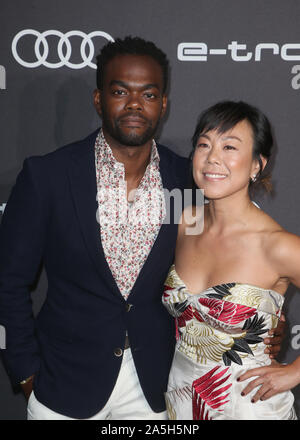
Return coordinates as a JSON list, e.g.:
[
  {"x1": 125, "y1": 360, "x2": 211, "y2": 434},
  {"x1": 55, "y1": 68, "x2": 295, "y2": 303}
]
[{"x1": 67, "y1": 131, "x2": 123, "y2": 301}]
